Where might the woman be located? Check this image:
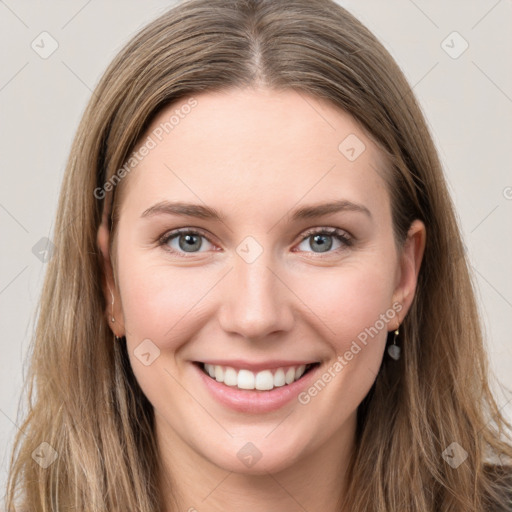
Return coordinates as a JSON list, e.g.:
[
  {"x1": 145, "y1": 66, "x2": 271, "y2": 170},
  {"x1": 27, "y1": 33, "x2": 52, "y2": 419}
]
[{"x1": 5, "y1": 0, "x2": 512, "y2": 510}]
